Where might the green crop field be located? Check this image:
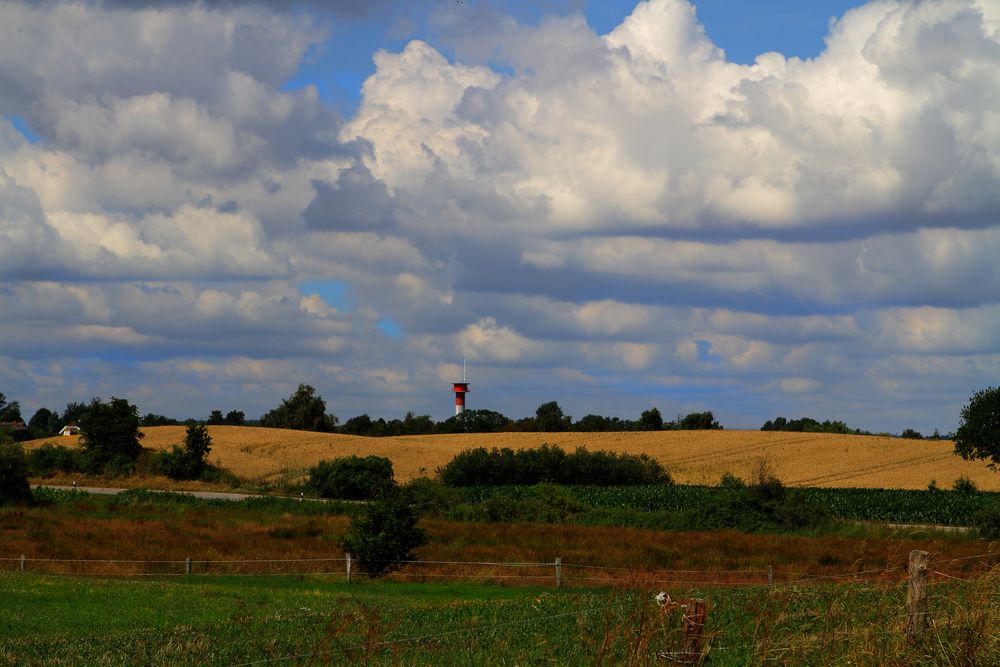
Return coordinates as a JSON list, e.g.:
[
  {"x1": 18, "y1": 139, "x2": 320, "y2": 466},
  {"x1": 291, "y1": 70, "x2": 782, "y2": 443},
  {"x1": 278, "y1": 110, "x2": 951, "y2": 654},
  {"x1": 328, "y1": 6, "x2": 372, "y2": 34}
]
[{"x1": 1, "y1": 572, "x2": 998, "y2": 666}]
